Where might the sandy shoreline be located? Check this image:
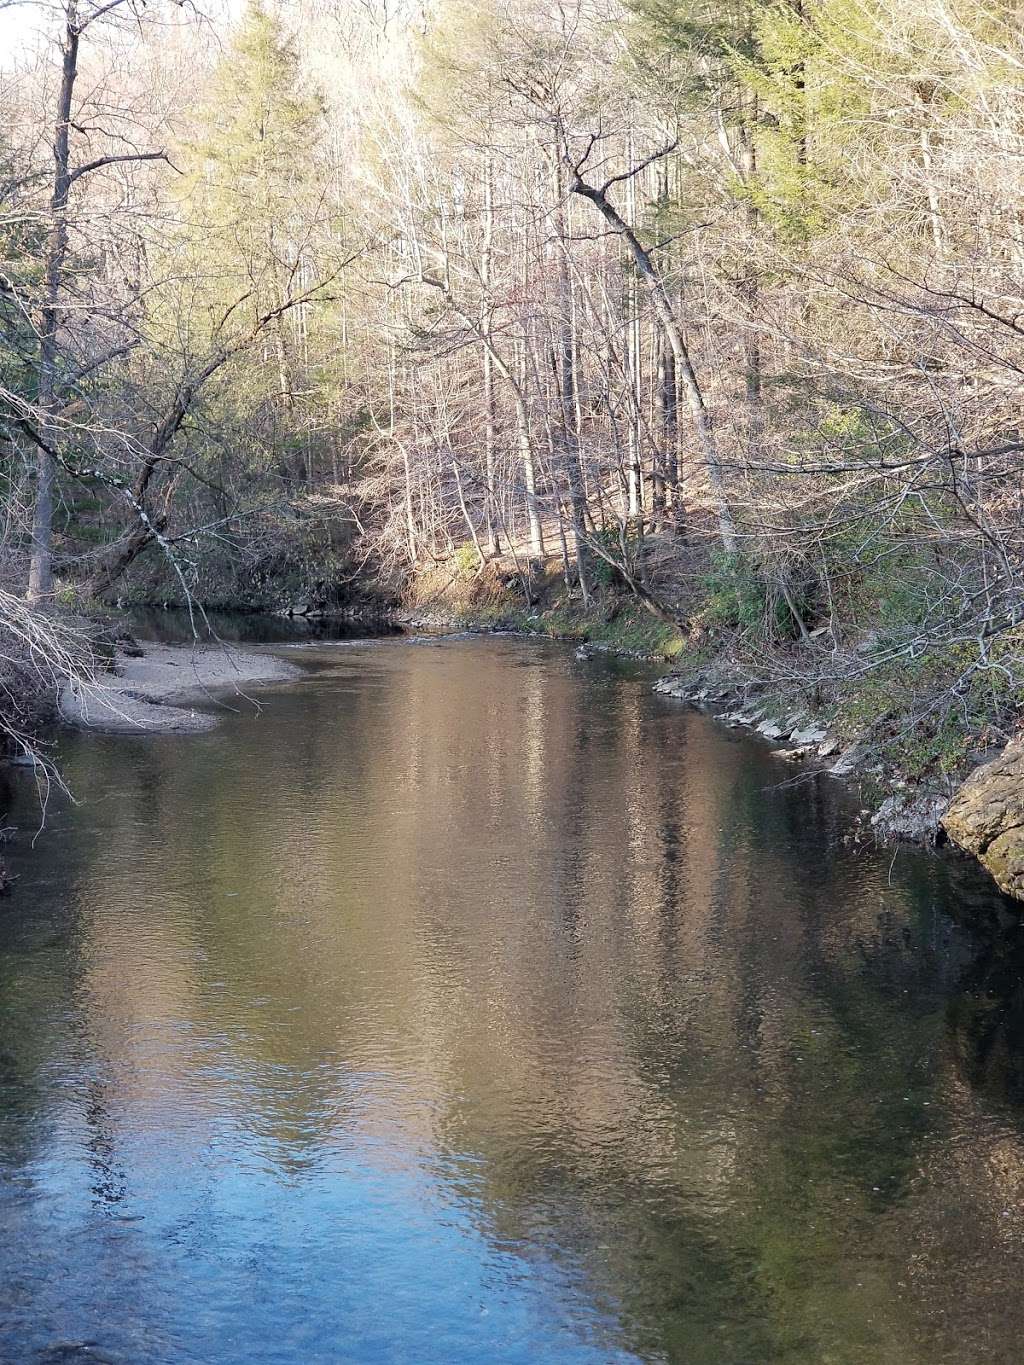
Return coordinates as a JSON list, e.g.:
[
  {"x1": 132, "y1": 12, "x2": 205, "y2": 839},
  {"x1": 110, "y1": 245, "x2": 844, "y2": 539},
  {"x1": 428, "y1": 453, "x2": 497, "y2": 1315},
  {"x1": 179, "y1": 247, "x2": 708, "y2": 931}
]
[{"x1": 59, "y1": 642, "x2": 303, "y2": 734}]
